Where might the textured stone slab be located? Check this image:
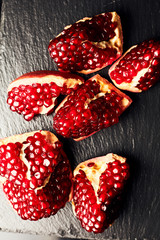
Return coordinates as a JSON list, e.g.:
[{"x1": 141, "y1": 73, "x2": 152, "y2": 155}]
[{"x1": 0, "y1": 0, "x2": 160, "y2": 239}]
